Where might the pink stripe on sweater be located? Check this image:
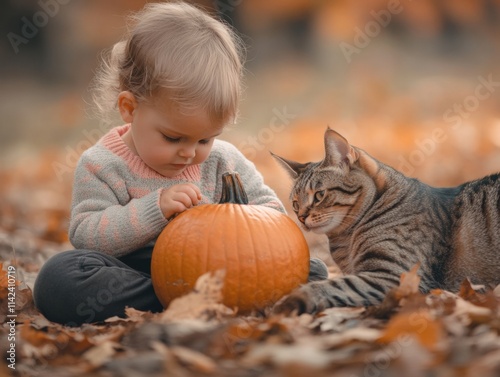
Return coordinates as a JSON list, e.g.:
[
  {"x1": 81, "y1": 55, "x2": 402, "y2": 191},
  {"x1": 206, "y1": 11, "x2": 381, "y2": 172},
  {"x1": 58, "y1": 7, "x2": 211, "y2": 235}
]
[
  {"x1": 130, "y1": 201, "x2": 140, "y2": 233},
  {"x1": 128, "y1": 187, "x2": 151, "y2": 199},
  {"x1": 85, "y1": 162, "x2": 102, "y2": 175},
  {"x1": 101, "y1": 124, "x2": 201, "y2": 181}
]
